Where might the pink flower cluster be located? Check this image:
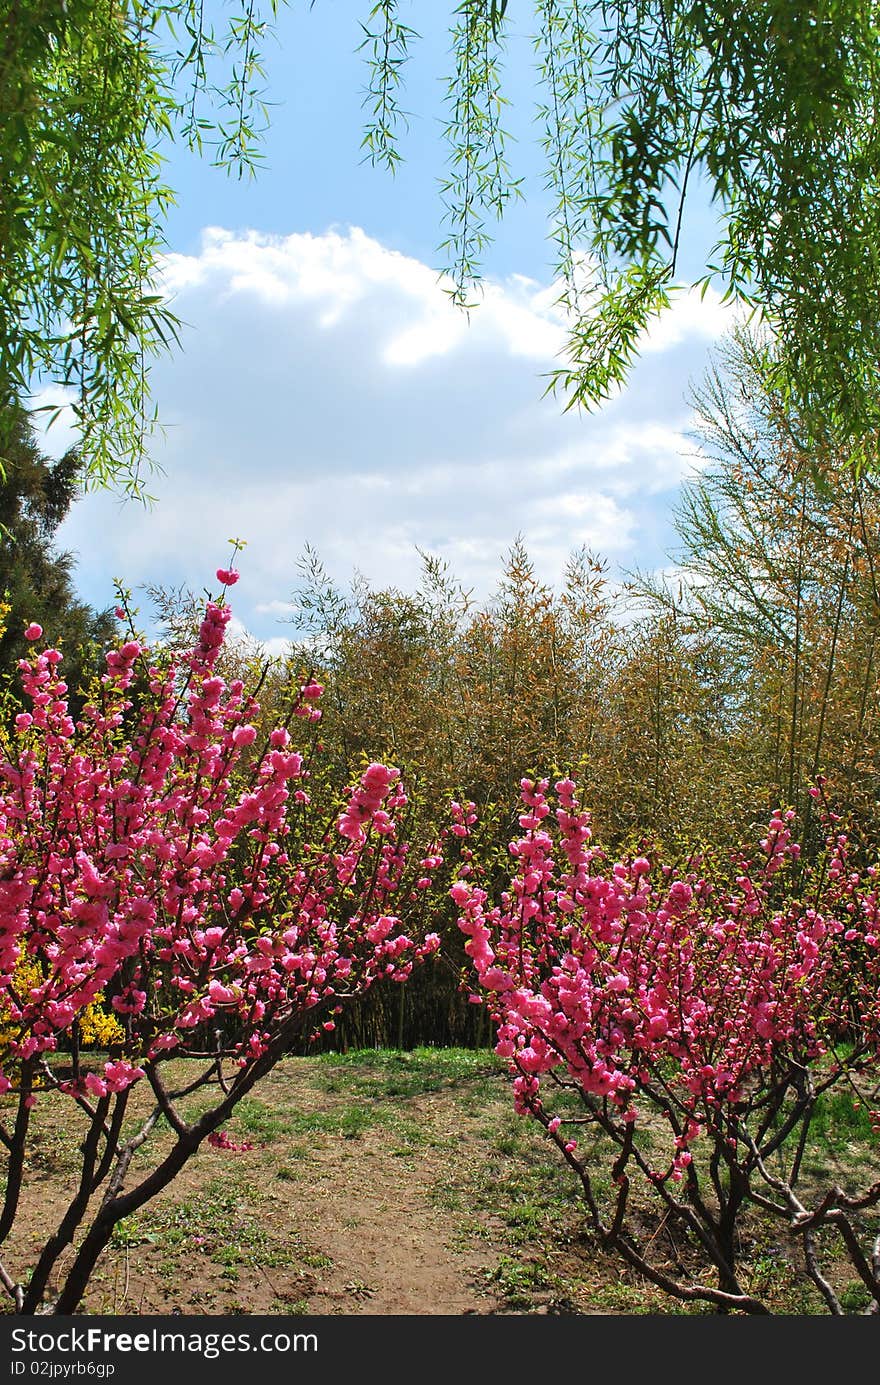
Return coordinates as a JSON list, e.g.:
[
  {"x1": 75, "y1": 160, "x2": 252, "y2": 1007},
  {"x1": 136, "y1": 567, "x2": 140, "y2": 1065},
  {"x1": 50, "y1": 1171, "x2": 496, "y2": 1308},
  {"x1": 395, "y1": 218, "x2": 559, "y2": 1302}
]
[
  {"x1": 337, "y1": 763, "x2": 402, "y2": 845},
  {"x1": 0, "y1": 582, "x2": 442, "y2": 1098},
  {"x1": 454, "y1": 777, "x2": 879, "y2": 1180},
  {"x1": 207, "y1": 1130, "x2": 254, "y2": 1152}
]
